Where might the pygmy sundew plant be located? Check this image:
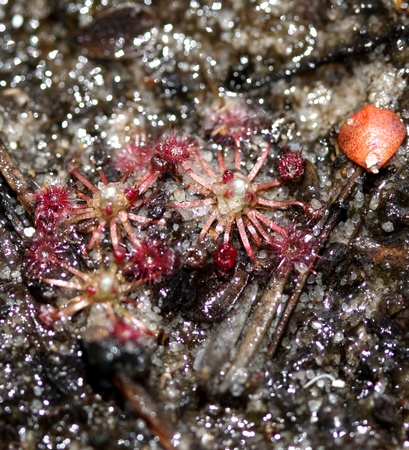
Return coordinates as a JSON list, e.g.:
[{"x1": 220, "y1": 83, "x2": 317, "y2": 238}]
[
  {"x1": 269, "y1": 221, "x2": 316, "y2": 274},
  {"x1": 24, "y1": 235, "x2": 156, "y2": 335},
  {"x1": 32, "y1": 184, "x2": 78, "y2": 233},
  {"x1": 277, "y1": 146, "x2": 305, "y2": 181},
  {"x1": 127, "y1": 239, "x2": 179, "y2": 283},
  {"x1": 172, "y1": 142, "x2": 313, "y2": 260},
  {"x1": 68, "y1": 167, "x2": 165, "y2": 251},
  {"x1": 205, "y1": 98, "x2": 261, "y2": 170},
  {"x1": 113, "y1": 133, "x2": 155, "y2": 176}
]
